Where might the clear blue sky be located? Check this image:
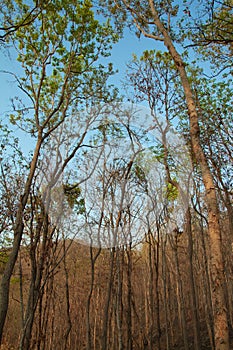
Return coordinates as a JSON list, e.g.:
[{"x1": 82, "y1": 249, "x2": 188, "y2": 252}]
[
  {"x1": 107, "y1": 29, "x2": 164, "y2": 87},
  {"x1": 0, "y1": 28, "x2": 163, "y2": 114},
  {"x1": 0, "y1": 26, "x2": 164, "y2": 155}
]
